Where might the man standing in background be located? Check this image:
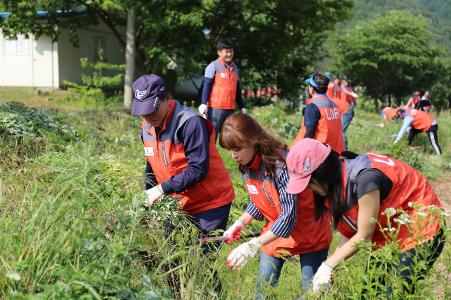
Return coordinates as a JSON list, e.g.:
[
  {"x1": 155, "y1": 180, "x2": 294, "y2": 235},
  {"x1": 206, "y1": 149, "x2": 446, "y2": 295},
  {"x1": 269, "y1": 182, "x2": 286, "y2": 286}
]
[{"x1": 199, "y1": 39, "x2": 246, "y2": 140}]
